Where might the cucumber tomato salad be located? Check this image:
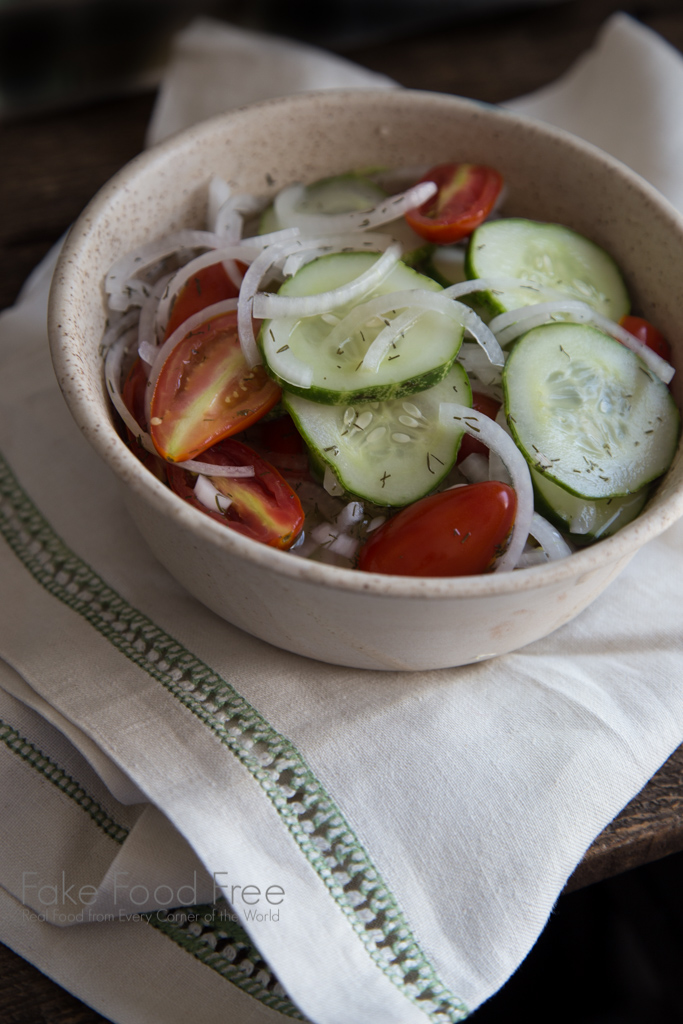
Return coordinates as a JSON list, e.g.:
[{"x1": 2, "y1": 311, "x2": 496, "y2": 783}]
[{"x1": 102, "y1": 163, "x2": 679, "y2": 577}]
